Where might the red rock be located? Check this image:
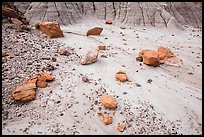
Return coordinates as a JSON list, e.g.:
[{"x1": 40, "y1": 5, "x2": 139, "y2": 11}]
[
  {"x1": 115, "y1": 70, "x2": 129, "y2": 82},
  {"x1": 98, "y1": 45, "x2": 106, "y2": 50},
  {"x1": 86, "y1": 27, "x2": 103, "y2": 36},
  {"x1": 38, "y1": 21, "x2": 64, "y2": 38},
  {"x1": 2, "y1": 51, "x2": 8, "y2": 57},
  {"x1": 142, "y1": 50, "x2": 160, "y2": 67},
  {"x1": 105, "y1": 20, "x2": 112, "y2": 24},
  {"x1": 157, "y1": 46, "x2": 175, "y2": 59},
  {"x1": 25, "y1": 76, "x2": 38, "y2": 85},
  {"x1": 36, "y1": 80, "x2": 47, "y2": 88},
  {"x1": 12, "y1": 83, "x2": 36, "y2": 102},
  {"x1": 157, "y1": 46, "x2": 175, "y2": 64},
  {"x1": 37, "y1": 74, "x2": 47, "y2": 82},
  {"x1": 117, "y1": 123, "x2": 126, "y2": 132},
  {"x1": 100, "y1": 95, "x2": 117, "y2": 109},
  {"x1": 2, "y1": 7, "x2": 20, "y2": 19},
  {"x1": 139, "y1": 50, "x2": 151, "y2": 57},
  {"x1": 39, "y1": 72, "x2": 55, "y2": 81},
  {"x1": 82, "y1": 76, "x2": 89, "y2": 82},
  {"x1": 103, "y1": 114, "x2": 112, "y2": 125}
]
